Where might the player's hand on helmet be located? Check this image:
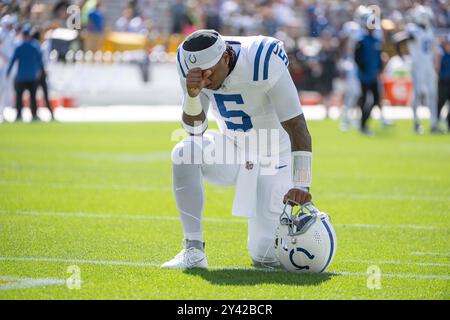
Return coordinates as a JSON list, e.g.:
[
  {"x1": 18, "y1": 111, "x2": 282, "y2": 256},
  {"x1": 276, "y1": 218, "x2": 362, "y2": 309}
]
[
  {"x1": 283, "y1": 188, "x2": 312, "y2": 206},
  {"x1": 186, "y1": 68, "x2": 212, "y2": 97}
]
